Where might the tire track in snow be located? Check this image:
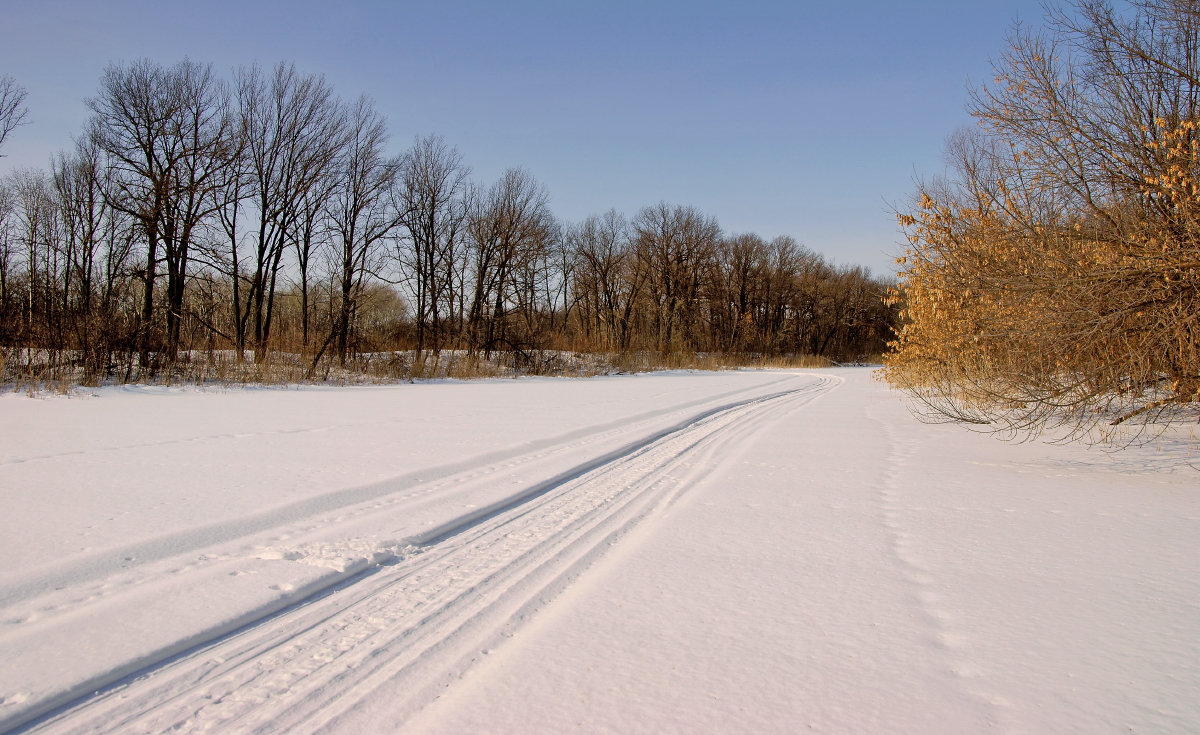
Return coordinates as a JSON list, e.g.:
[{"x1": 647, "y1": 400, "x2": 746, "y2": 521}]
[
  {"x1": 22, "y1": 374, "x2": 836, "y2": 735},
  {"x1": 0, "y1": 375, "x2": 801, "y2": 611},
  {"x1": 1, "y1": 376, "x2": 802, "y2": 468}
]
